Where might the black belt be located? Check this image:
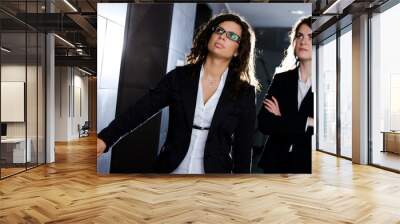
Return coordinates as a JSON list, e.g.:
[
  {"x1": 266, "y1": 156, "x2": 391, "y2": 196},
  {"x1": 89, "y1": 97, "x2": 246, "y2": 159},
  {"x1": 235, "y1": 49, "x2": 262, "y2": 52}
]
[{"x1": 192, "y1": 124, "x2": 210, "y2": 130}]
